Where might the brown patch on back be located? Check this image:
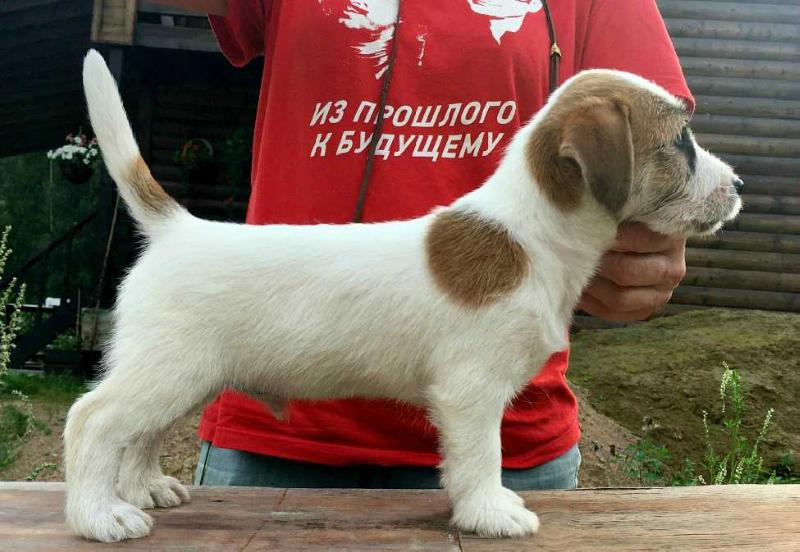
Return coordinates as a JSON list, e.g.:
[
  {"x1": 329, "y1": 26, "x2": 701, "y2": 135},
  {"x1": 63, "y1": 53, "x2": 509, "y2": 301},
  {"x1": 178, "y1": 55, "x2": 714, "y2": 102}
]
[
  {"x1": 129, "y1": 156, "x2": 178, "y2": 216},
  {"x1": 527, "y1": 73, "x2": 688, "y2": 215},
  {"x1": 426, "y1": 210, "x2": 528, "y2": 307}
]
